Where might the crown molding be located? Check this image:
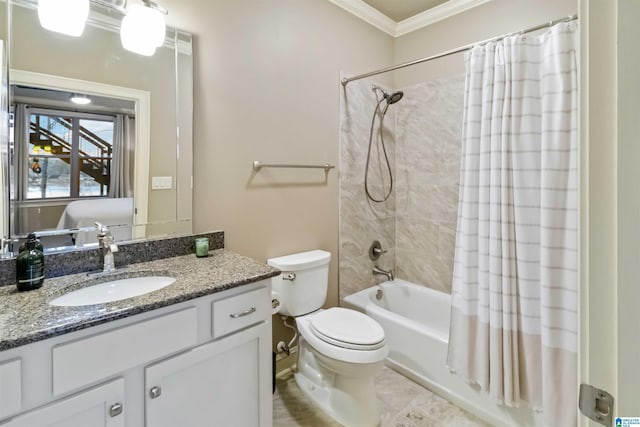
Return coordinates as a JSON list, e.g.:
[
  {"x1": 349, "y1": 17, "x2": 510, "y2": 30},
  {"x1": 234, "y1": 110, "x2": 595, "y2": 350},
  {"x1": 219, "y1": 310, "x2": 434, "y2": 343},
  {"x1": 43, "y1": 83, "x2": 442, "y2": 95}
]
[
  {"x1": 326, "y1": 0, "x2": 396, "y2": 36},
  {"x1": 396, "y1": 0, "x2": 494, "y2": 37},
  {"x1": 329, "y1": 0, "x2": 494, "y2": 38}
]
